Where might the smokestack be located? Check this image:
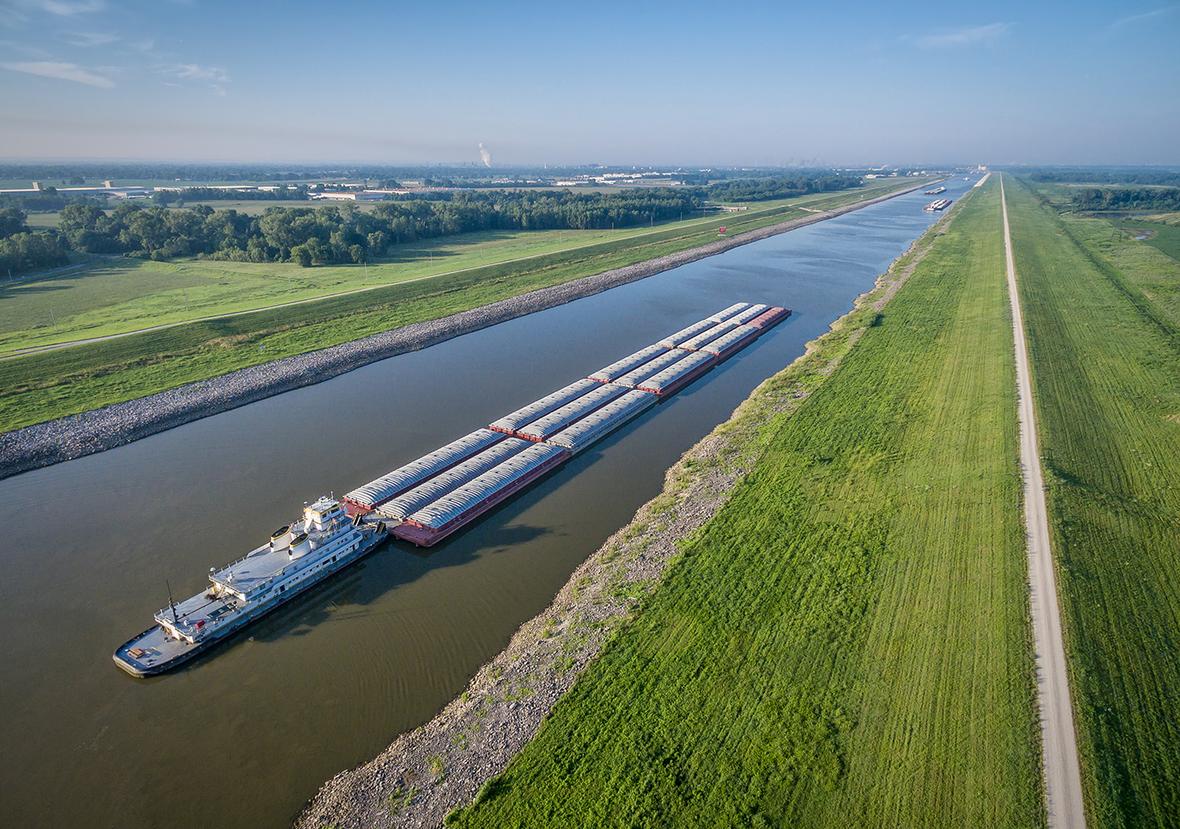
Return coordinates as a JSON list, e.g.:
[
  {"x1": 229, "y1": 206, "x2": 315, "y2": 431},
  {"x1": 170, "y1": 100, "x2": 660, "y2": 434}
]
[{"x1": 478, "y1": 143, "x2": 492, "y2": 168}]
